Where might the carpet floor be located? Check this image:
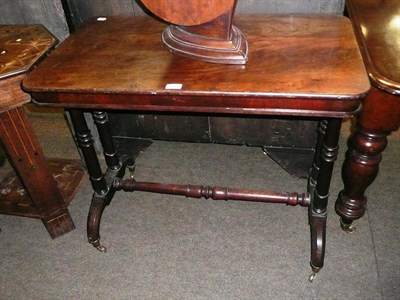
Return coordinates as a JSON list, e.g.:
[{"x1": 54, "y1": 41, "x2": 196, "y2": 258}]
[{"x1": 0, "y1": 109, "x2": 399, "y2": 299}]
